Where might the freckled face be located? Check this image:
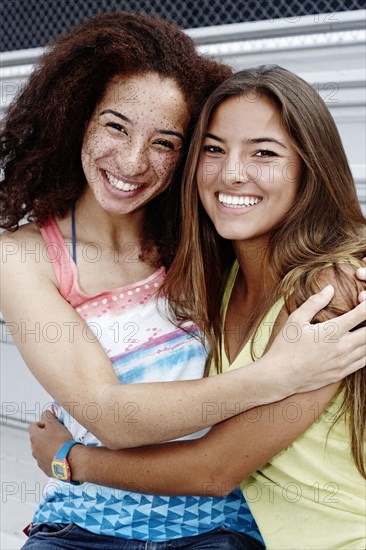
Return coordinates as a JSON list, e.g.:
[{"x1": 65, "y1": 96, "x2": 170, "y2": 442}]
[
  {"x1": 81, "y1": 73, "x2": 190, "y2": 216},
  {"x1": 197, "y1": 95, "x2": 301, "y2": 246}
]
